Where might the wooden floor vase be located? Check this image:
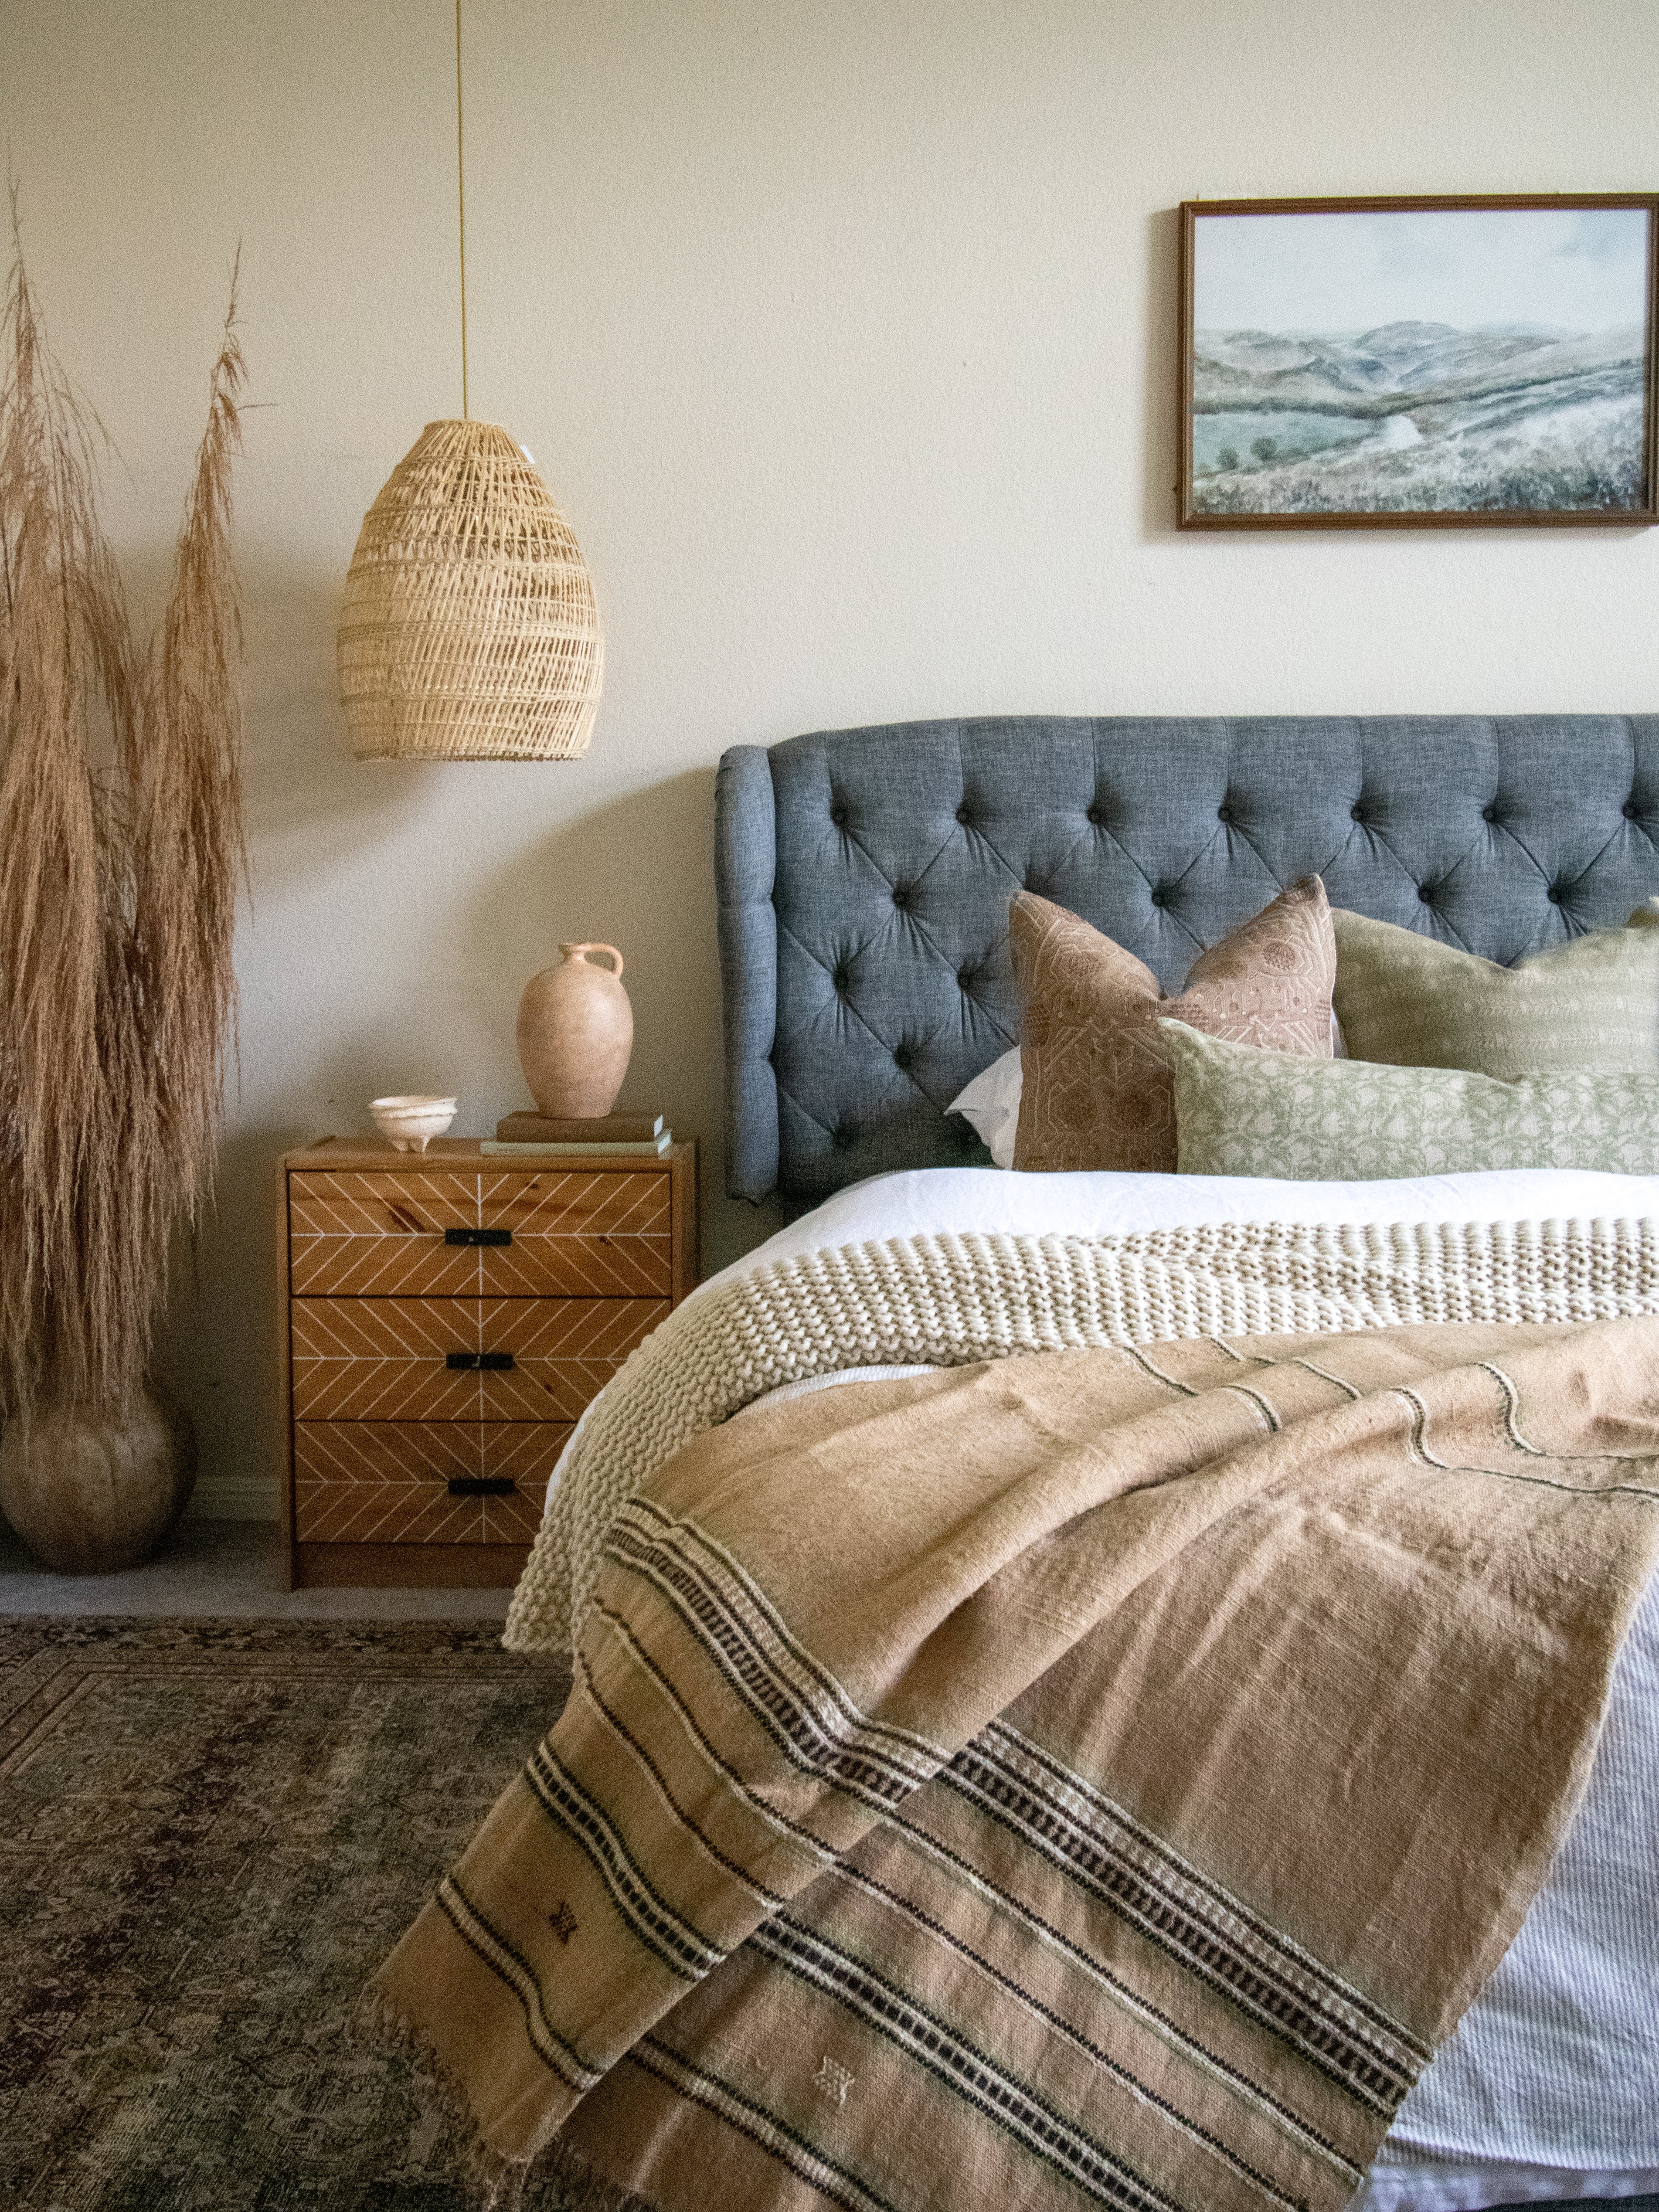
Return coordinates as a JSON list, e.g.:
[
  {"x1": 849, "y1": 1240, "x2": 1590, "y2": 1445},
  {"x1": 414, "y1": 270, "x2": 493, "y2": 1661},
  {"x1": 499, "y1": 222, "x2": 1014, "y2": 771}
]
[{"x1": 0, "y1": 1384, "x2": 197, "y2": 1573}]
